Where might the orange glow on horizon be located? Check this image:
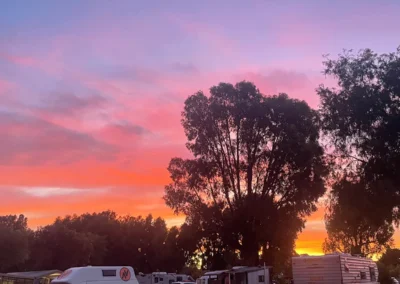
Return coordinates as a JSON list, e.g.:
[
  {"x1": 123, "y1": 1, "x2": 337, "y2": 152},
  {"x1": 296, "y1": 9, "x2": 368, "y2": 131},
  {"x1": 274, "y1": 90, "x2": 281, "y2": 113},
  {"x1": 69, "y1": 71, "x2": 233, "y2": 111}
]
[{"x1": 8, "y1": 192, "x2": 398, "y2": 256}]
